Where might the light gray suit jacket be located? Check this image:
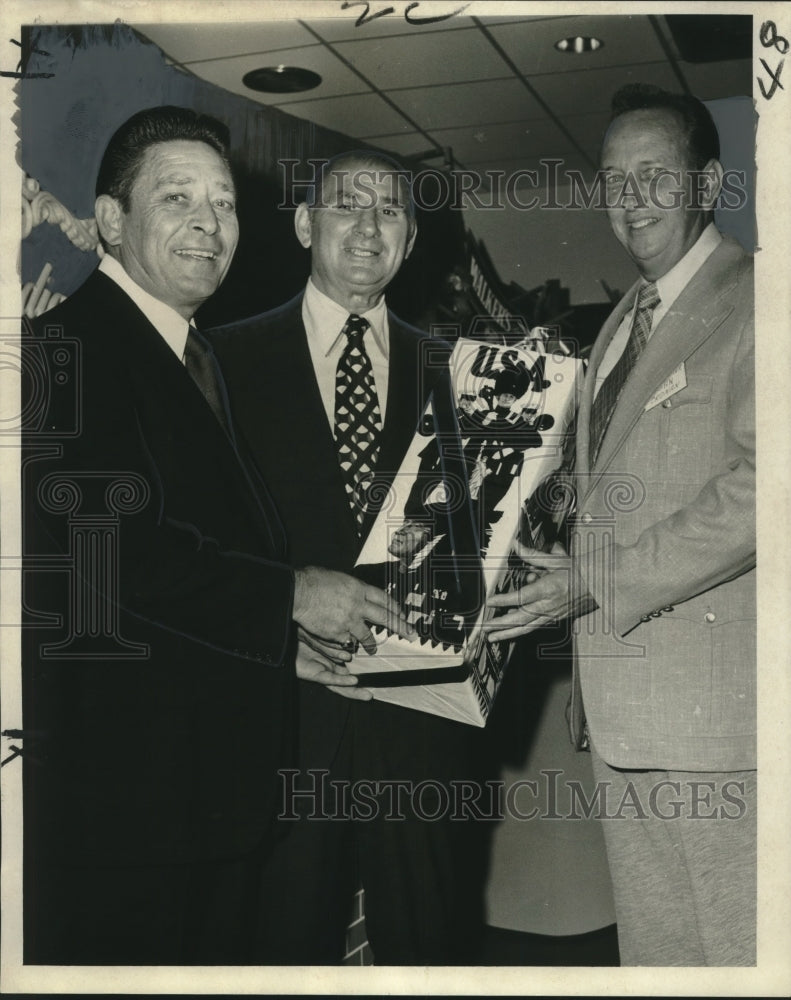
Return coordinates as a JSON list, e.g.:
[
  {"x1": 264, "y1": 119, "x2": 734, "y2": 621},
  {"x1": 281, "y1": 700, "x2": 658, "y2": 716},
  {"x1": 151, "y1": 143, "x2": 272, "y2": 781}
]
[{"x1": 570, "y1": 234, "x2": 755, "y2": 771}]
